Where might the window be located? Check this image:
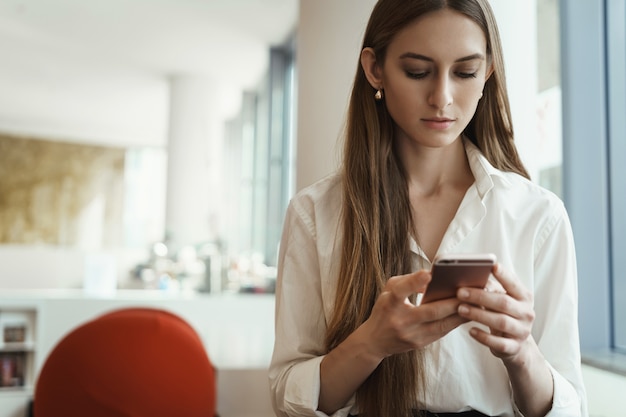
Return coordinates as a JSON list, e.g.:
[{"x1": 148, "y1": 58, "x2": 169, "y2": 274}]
[
  {"x1": 222, "y1": 38, "x2": 296, "y2": 286},
  {"x1": 560, "y1": 0, "x2": 626, "y2": 372}
]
